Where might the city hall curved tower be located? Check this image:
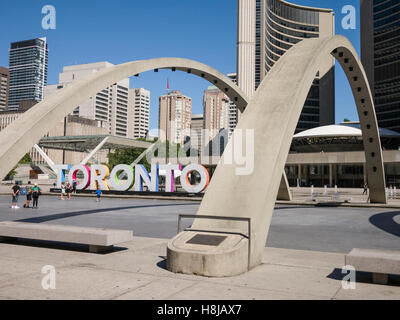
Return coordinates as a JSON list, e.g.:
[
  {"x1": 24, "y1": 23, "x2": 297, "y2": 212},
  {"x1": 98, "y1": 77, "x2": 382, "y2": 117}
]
[
  {"x1": 238, "y1": 0, "x2": 335, "y2": 132},
  {"x1": 361, "y1": 0, "x2": 400, "y2": 133}
]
